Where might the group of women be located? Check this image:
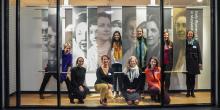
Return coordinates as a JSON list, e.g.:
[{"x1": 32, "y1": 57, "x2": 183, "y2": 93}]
[{"x1": 40, "y1": 28, "x2": 202, "y2": 106}]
